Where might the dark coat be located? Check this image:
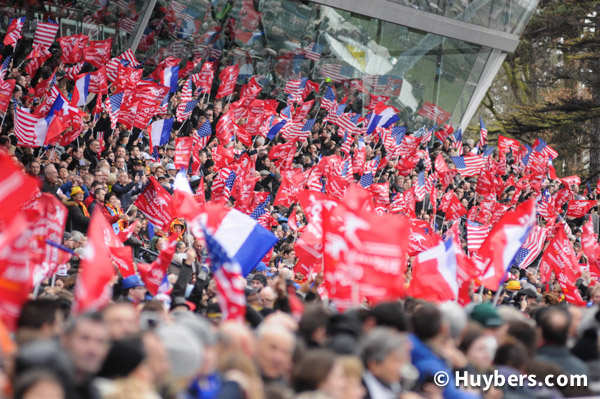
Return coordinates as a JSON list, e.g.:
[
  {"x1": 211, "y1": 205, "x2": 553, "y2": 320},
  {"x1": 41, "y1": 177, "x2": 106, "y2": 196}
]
[{"x1": 64, "y1": 200, "x2": 90, "y2": 233}]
